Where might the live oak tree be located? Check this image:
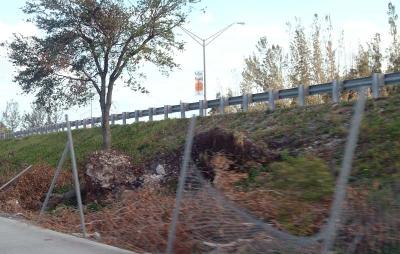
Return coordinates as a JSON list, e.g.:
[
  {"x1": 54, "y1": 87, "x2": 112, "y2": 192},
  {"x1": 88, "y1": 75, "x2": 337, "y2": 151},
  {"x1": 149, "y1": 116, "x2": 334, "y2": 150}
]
[{"x1": 8, "y1": 0, "x2": 199, "y2": 149}]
